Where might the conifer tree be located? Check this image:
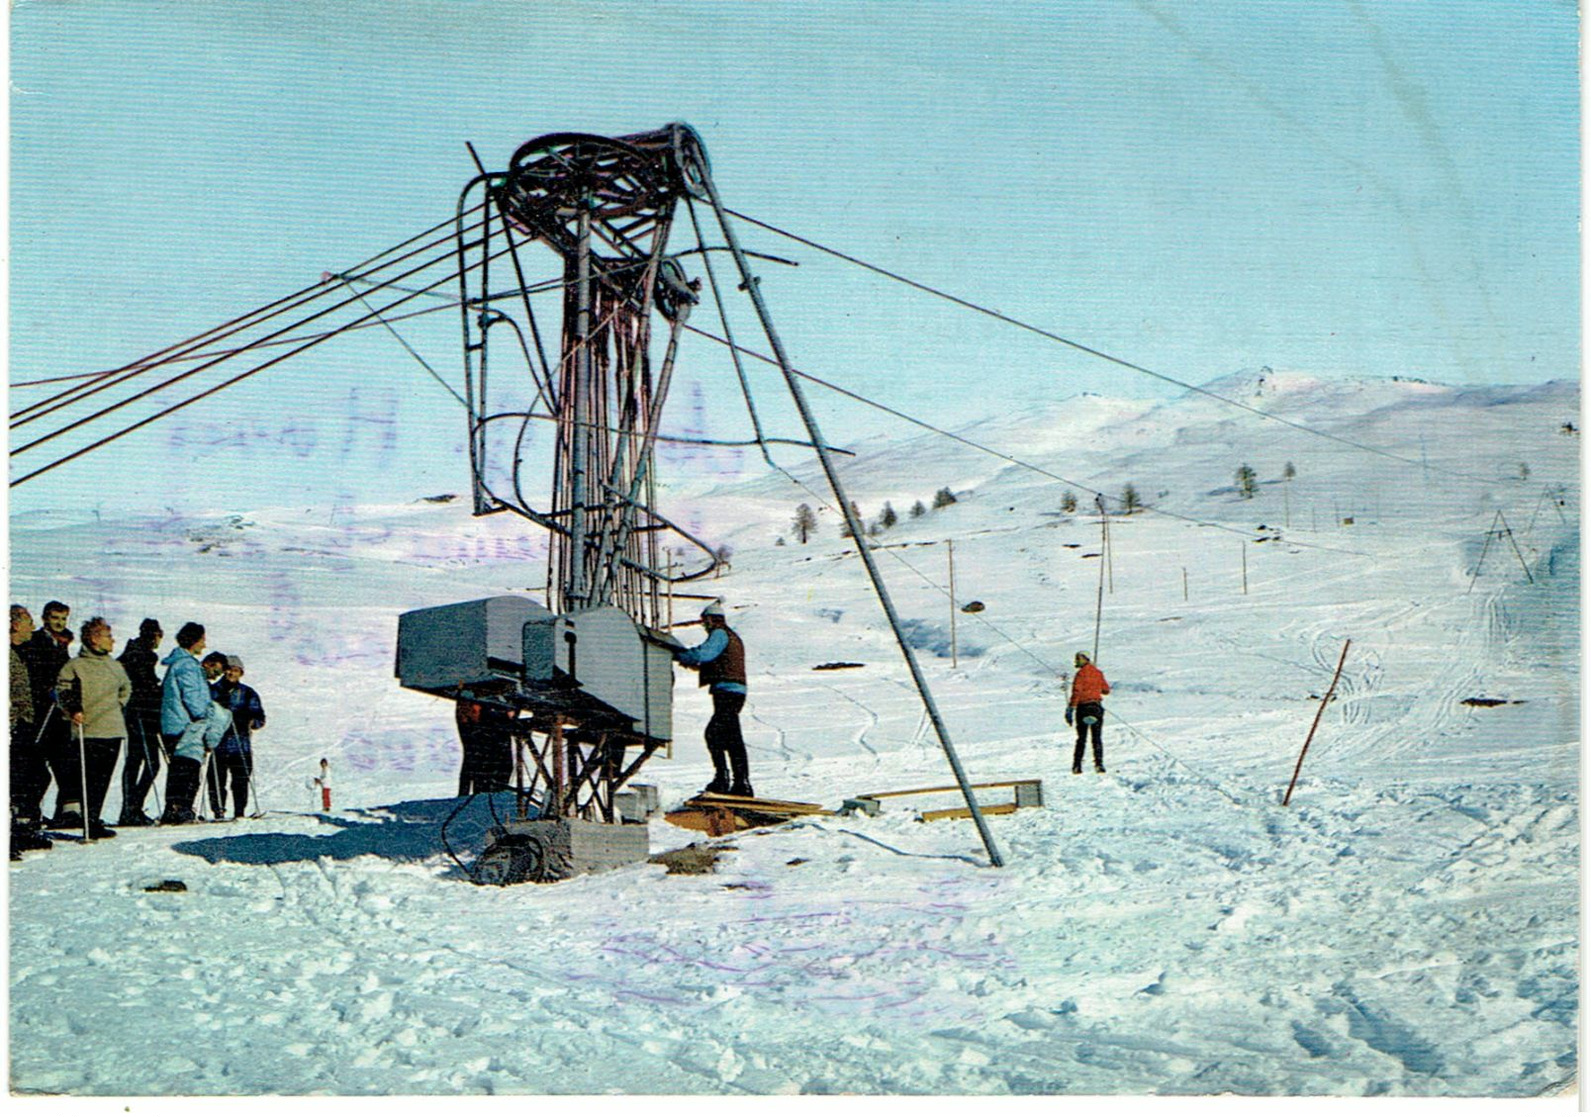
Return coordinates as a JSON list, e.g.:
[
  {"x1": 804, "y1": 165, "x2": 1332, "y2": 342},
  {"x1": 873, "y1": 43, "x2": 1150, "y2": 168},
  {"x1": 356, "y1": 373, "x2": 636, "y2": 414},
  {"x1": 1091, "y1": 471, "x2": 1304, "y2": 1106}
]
[
  {"x1": 932, "y1": 487, "x2": 957, "y2": 509},
  {"x1": 1121, "y1": 483, "x2": 1140, "y2": 514},
  {"x1": 791, "y1": 503, "x2": 817, "y2": 544},
  {"x1": 1236, "y1": 464, "x2": 1258, "y2": 499},
  {"x1": 910, "y1": 500, "x2": 927, "y2": 519},
  {"x1": 880, "y1": 501, "x2": 898, "y2": 529}
]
